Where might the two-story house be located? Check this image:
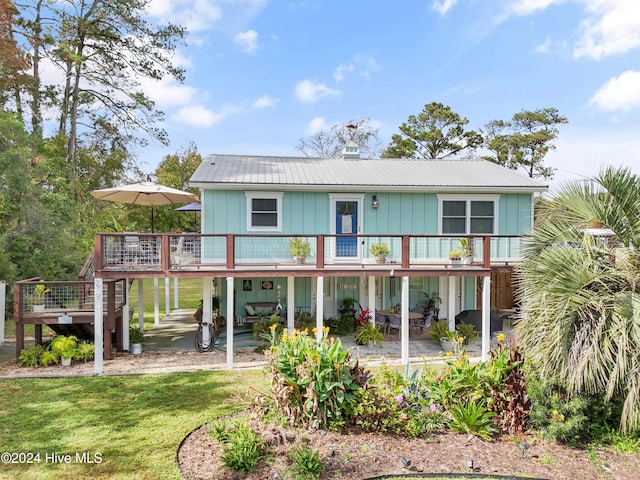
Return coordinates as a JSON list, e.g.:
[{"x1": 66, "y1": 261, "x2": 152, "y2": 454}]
[{"x1": 184, "y1": 146, "x2": 546, "y2": 365}]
